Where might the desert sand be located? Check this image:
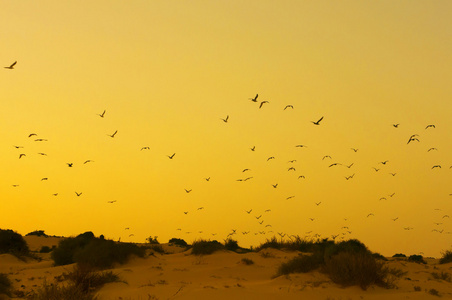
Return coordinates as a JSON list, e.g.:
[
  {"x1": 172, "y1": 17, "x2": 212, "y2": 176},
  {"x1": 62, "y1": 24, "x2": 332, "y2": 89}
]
[{"x1": 1, "y1": 236, "x2": 451, "y2": 299}]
